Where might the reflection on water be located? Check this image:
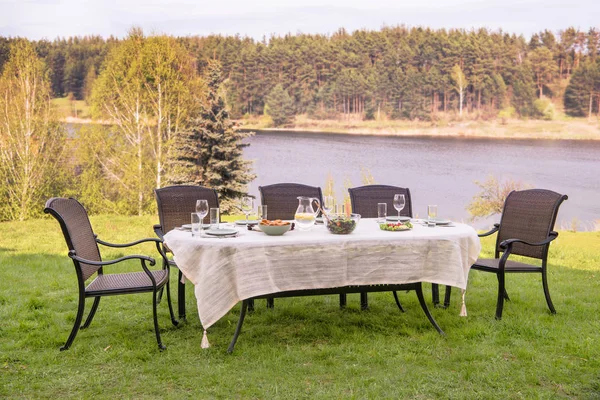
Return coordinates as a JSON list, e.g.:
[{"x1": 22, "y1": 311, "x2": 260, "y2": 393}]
[{"x1": 243, "y1": 130, "x2": 600, "y2": 230}]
